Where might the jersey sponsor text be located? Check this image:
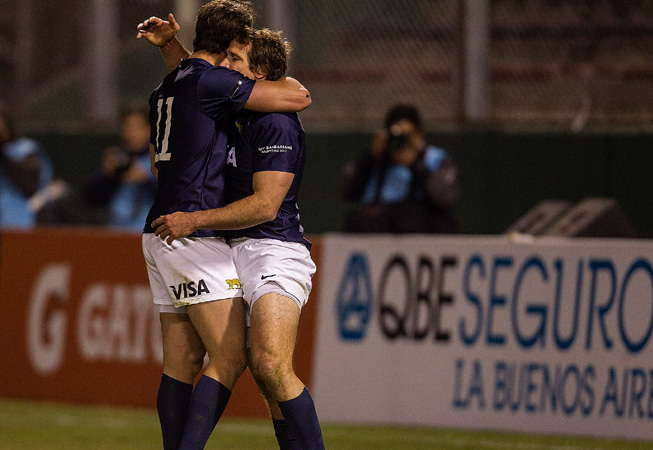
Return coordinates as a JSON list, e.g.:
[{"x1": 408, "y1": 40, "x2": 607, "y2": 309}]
[{"x1": 169, "y1": 279, "x2": 210, "y2": 300}]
